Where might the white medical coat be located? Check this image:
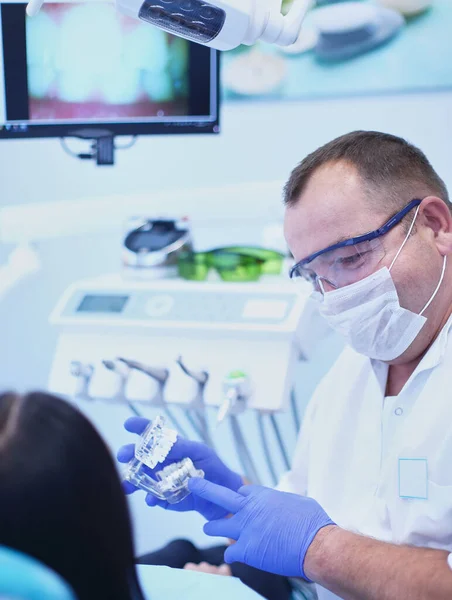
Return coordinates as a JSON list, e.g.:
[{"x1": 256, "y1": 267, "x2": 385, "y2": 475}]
[{"x1": 278, "y1": 315, "x2": 452, "y2": 600}]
